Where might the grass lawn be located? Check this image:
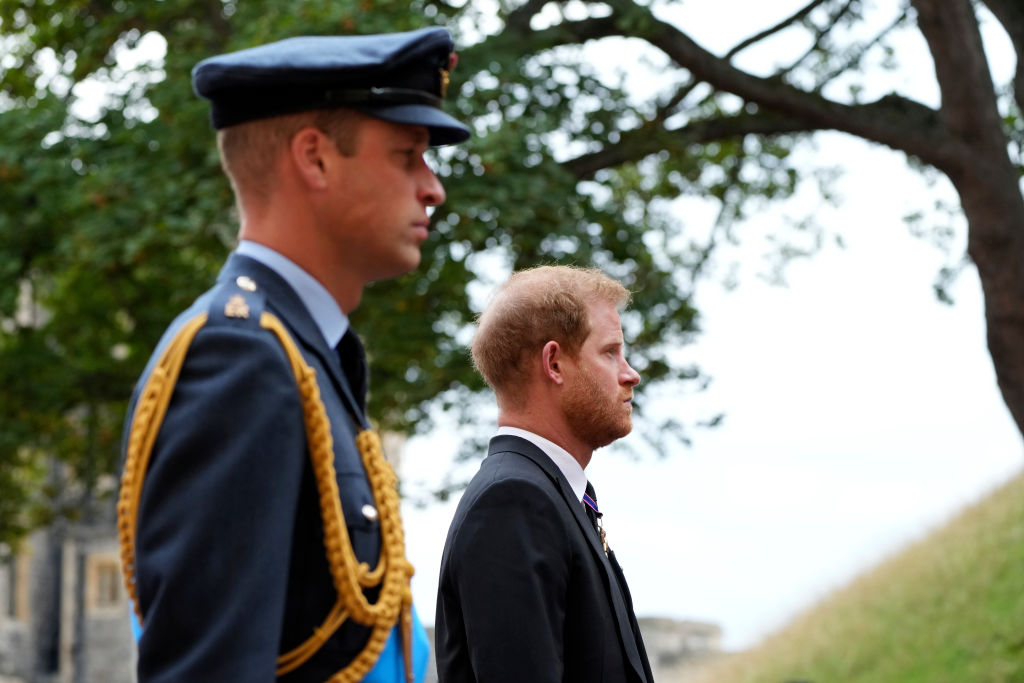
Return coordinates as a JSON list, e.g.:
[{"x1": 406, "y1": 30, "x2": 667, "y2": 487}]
[{"x1": 690, "y1": 469, "x2": 1024, "y2": 683}]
